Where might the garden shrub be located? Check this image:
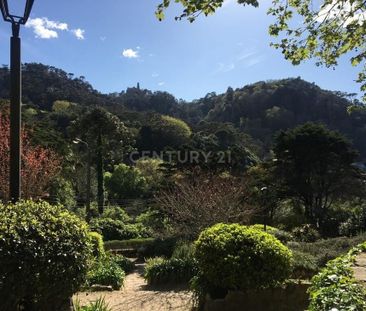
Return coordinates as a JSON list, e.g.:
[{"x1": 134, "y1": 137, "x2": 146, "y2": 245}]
[
  {"x1": 250, "y1": 224, "x2": 294, "y2": 243},
  {"x1": 250, "y1": 224, "x2": 278, "y2": 233},
  {"x1": 291, "y1": 250, "x2": 319, "y2": 279},
  {"x1": 112, "y1": 255, "x2": 135, "y2": 273},
  {"x1": 90, "y1": 218, "x2": 151, "y2": 241},
  {"x1": 102, "y1": 205, "x2": 131, "y2": 223},
  {"x1": 89, "y1": 232, "x2": 105, "y2": 258},
  {"x1": 172, "y1": 241, "x2": 195, "y2": 261},
  {"x1": 74, "y1": 297, "x2": 112, "y2": 311},
  {"x1": 0, "y1": 200, "x2": 92, "y2": 311},
  {"x1": 144, "y1": 257, "x2": 198, "y2": 286},
  {"x1": 137, "y1": 237, "x2": 178, "y2": 259},
  {"x1": 308, "y1": 243, "x2": 366, "y2": 311},
  {"x1": 287, "y1": 233, "x2": 366, "y2": 267},
  {"x1": 87, "y1": 257, "x2": 125, "y2": 290},
  {"x1": 195, "y1": 223, "x2": 293, "y2": 292},
  {"x1": 136, "y1": 208, "x2": 171, "y2": 234},
  {"x1": 292, "y1": 224, "x2": 320, "y2": 242},
  {"x1": 104, "y1": 238, "x2": 155, "y2": 251}
]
